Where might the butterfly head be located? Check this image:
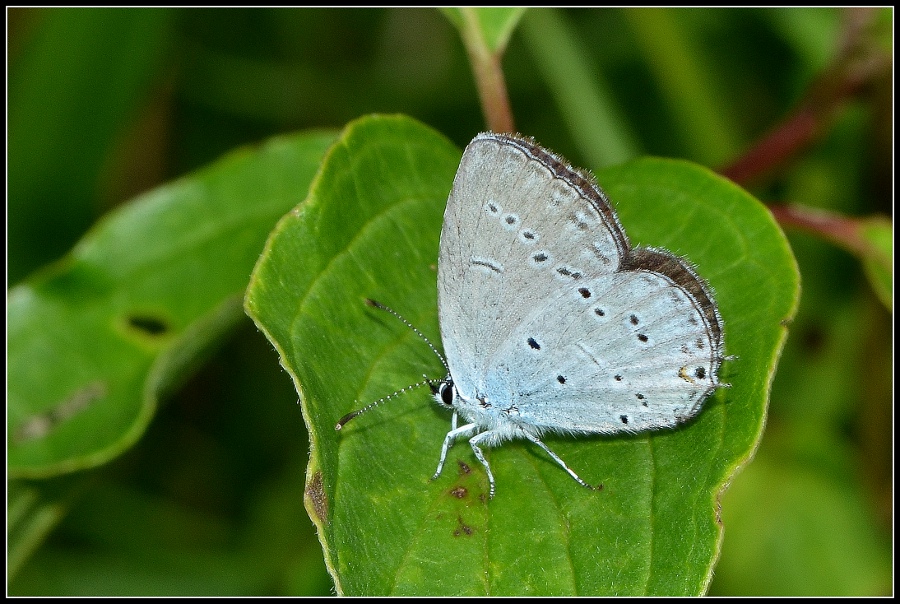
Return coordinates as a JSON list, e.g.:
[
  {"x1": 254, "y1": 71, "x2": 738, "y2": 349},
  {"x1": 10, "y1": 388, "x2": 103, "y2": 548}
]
[{"x1": 430, "y1": 374, "x2": 456, "y2": 408}]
